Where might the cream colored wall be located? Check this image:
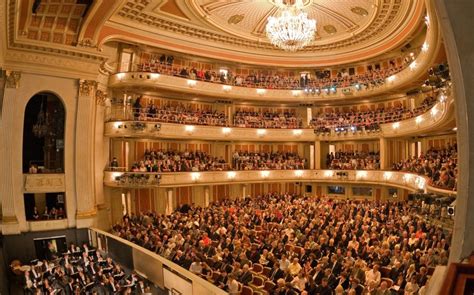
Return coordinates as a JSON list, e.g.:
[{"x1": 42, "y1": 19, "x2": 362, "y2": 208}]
[{"x1": 0, "y1": 73, "x2": 79, "y2": 233}]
